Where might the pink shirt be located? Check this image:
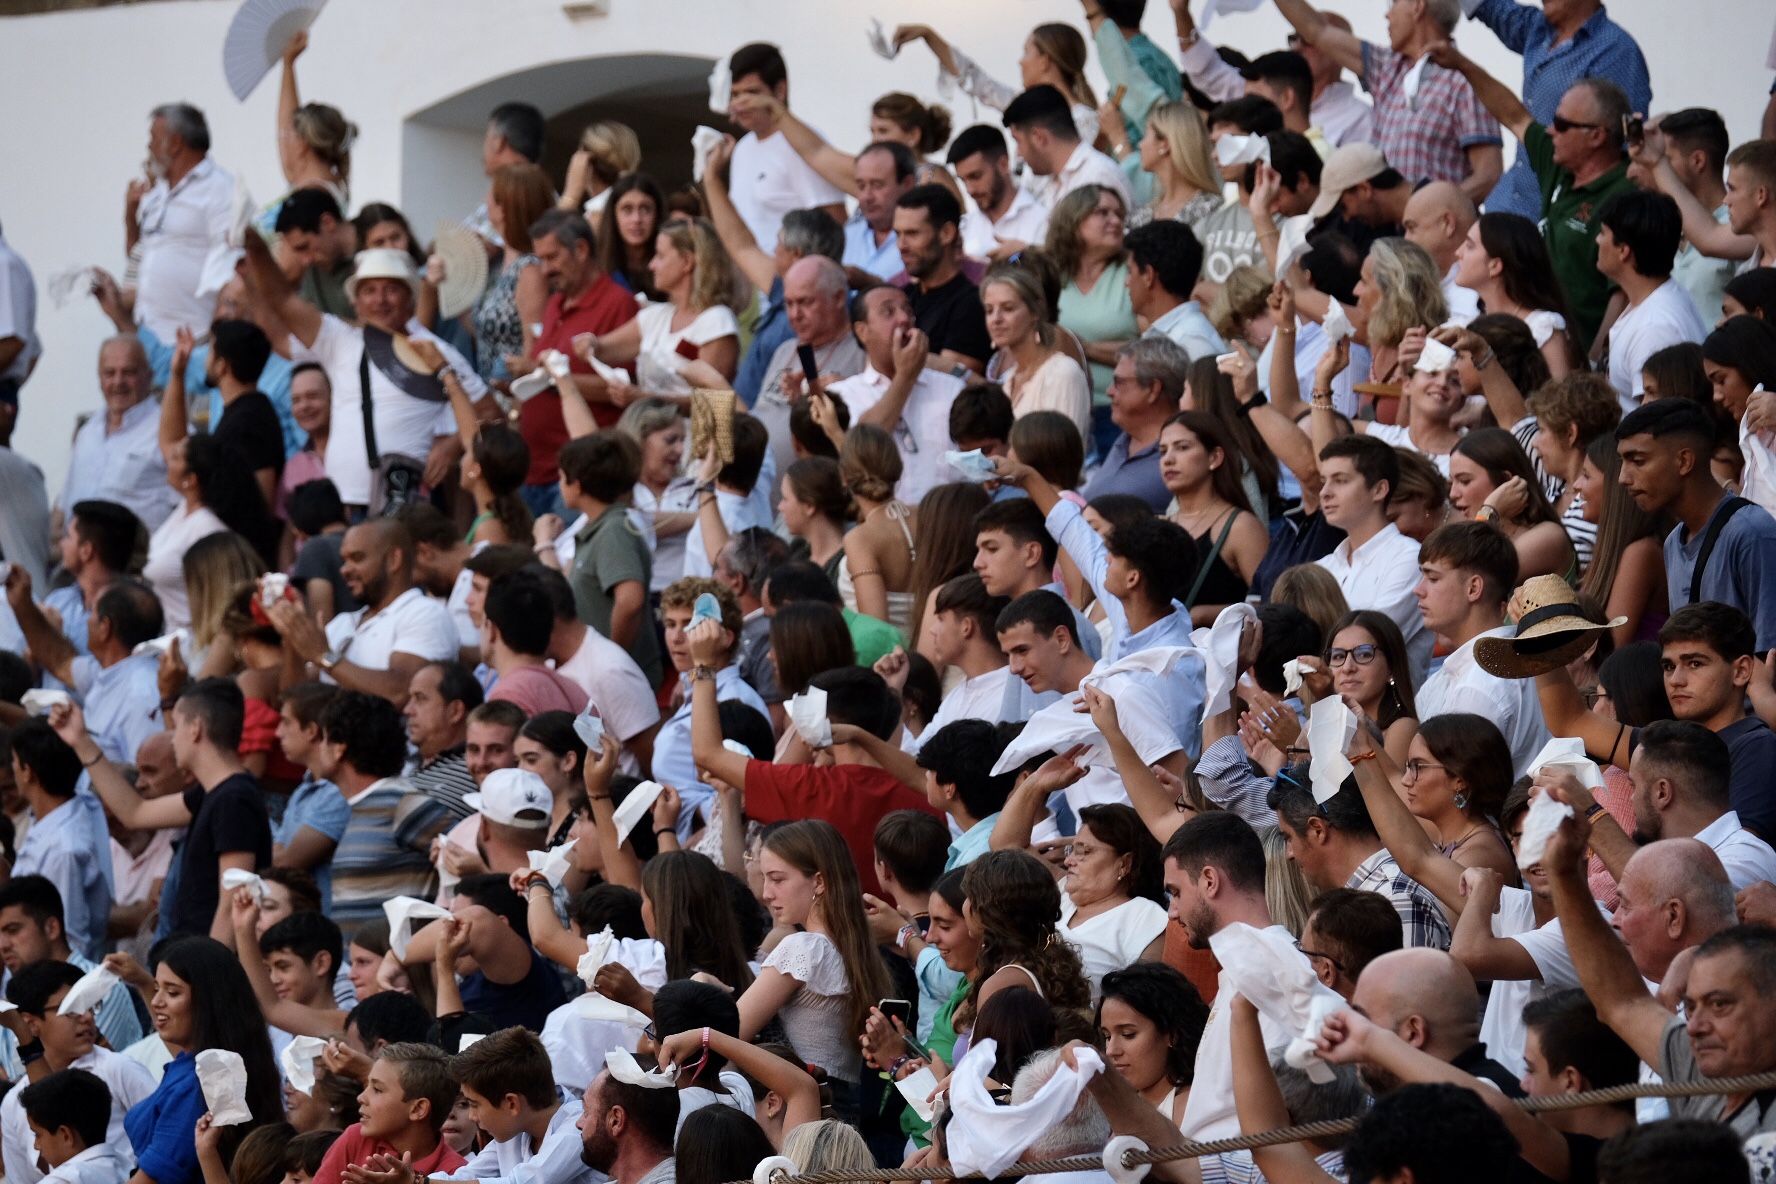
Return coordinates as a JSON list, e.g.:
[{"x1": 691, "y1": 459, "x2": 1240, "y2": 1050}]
[
  {"x1": 277, "y1": 447, "x2": 328, "y2": 518},
  {"x1": 488, "y1": 664, "x2": 589, "y2": 716}
]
